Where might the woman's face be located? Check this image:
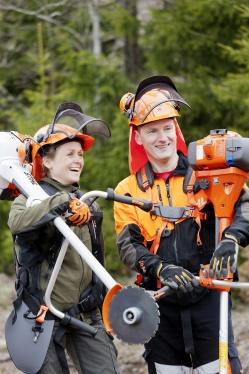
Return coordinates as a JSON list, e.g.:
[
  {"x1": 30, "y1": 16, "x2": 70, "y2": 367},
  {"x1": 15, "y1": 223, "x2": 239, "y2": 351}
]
[{"x1": 43, "y1": 141, "x2": 84, "y2": 185}]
